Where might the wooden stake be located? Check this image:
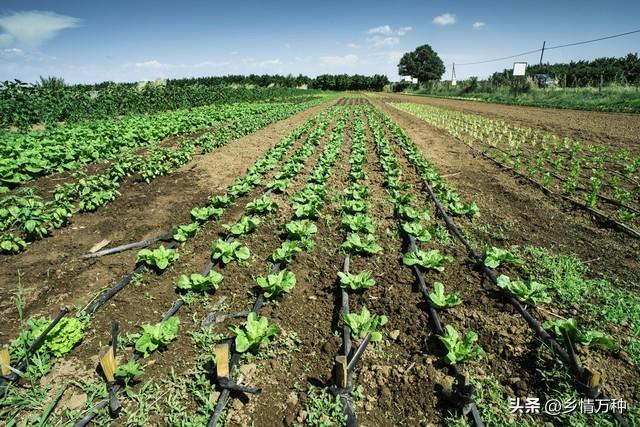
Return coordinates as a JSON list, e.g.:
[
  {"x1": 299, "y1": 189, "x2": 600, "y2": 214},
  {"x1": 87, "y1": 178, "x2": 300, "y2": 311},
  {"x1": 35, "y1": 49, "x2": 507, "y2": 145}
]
[
  {"x1": 99, "y1": 346, "x2": 116, "y2": 383},
  {"x1": 583, "y1": 367, "x2": 601, "y2": 388},
  {"x1": 0, "y1": 348, "x2": 10, "y2": 376},
  {"x1": 334, "y1": 355, "x2": 348, "y2": 388},
  {"x1": 215, "y1": 343, "x2": 230, "y2": 379}
]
